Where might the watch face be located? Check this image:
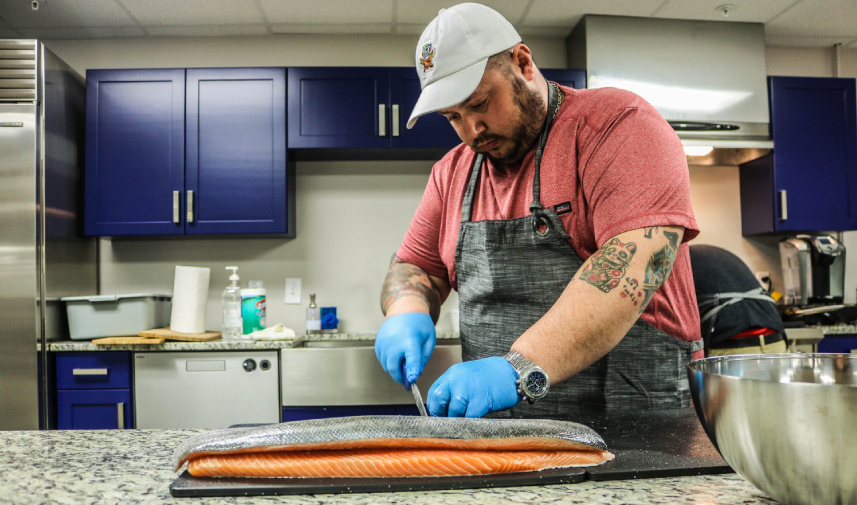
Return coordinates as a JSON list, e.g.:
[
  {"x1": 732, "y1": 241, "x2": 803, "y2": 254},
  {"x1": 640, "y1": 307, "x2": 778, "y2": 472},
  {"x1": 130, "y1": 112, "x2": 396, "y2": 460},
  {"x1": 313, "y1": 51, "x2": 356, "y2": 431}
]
[{"x1": 524, "y1": 370, "x2": 549, "y2": 397}]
